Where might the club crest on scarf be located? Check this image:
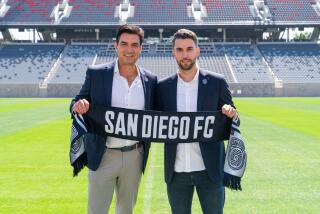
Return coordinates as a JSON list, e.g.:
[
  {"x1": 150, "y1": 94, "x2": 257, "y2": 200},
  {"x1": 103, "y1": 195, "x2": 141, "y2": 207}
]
[
  {"x1": 223, "y1": 116, "x2": 247, "y2": 190},
  {"x1": 227, "y1": 137, "x2": 246, "y2": 171},
  {"x1": 70, "y1": 113, "x2": 87, "y2": 176}
]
